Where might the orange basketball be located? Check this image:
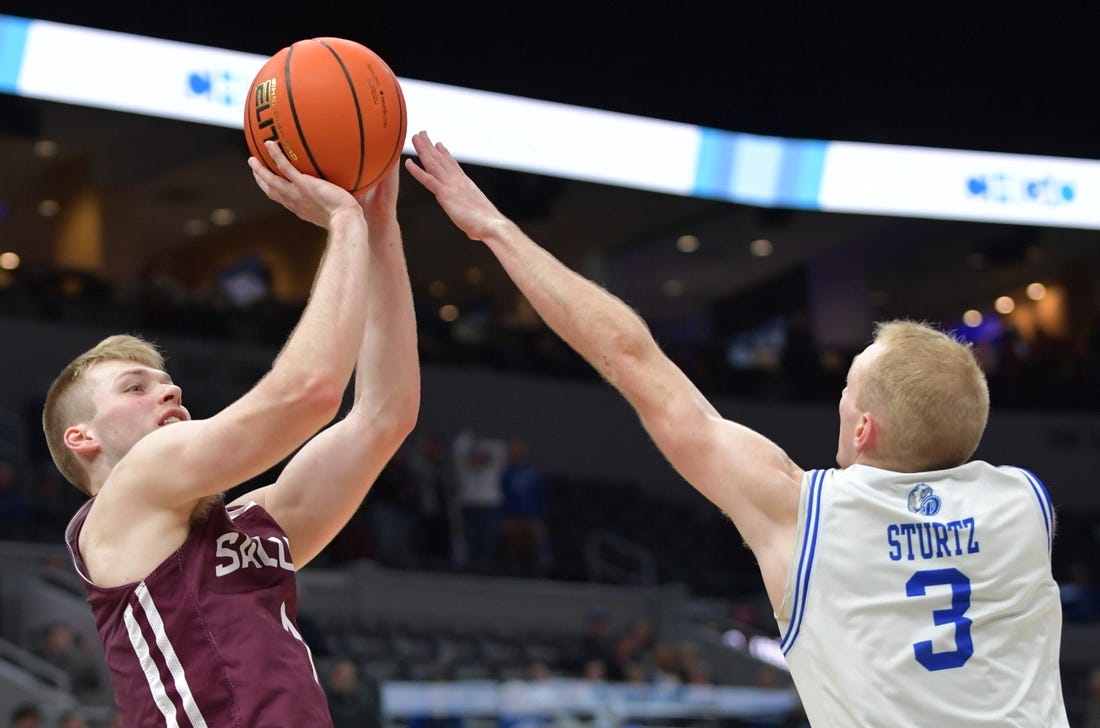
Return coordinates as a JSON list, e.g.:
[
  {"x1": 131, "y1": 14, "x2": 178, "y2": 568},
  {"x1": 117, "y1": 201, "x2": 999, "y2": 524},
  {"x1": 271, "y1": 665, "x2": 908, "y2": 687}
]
[{"x1": 244, "y1": 37, "x2": 407, "y2": 195}]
